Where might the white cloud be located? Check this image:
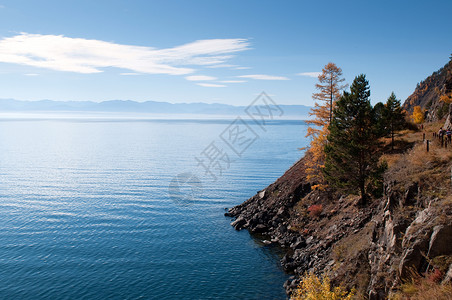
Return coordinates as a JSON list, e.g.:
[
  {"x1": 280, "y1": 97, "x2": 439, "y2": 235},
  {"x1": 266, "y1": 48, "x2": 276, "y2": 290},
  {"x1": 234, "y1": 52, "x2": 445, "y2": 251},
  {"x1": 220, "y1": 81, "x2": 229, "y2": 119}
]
[
  {"x1": 120, "y1": 72, "x2": 141, "y2": 75},
  {"x1": 219, "y1": 80, "x2": 246, "y2": 83},
  {"x1": 297, "y1": 72, "x2": 321, "y2": 78},
  {"x1": 234, "y1": 66, "x2": 251, "y2": 70},
  {"x1": 0, "y1": 33, "x2": 250, "y2": 75},
  {"x1": 196, "y1": 83, "x2": 226, "y2": 87},
  {"x1": 238, "y1": 74, "x2": 289, "y2": 80},
  {"x1": 185, "y1": 75, "x2": 217, "y2": 81},
  {"x1": 24, "y1": 73, "x2": 39, "y2": 76},
  {"x1": 205, "y1": 64, "x2": 237, "y2": 68}
]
